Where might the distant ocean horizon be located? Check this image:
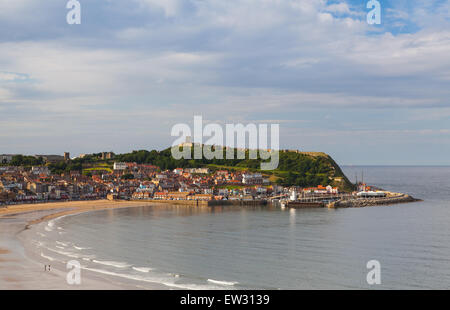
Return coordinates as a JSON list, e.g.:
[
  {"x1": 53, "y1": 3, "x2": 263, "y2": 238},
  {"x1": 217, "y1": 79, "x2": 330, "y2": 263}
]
[
  {"x1": 22, "y1": 166, "x2": 450, "y2": 289},
  {"x1": 342, "y1": 164, "x2": 450, "y2": 167}
]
